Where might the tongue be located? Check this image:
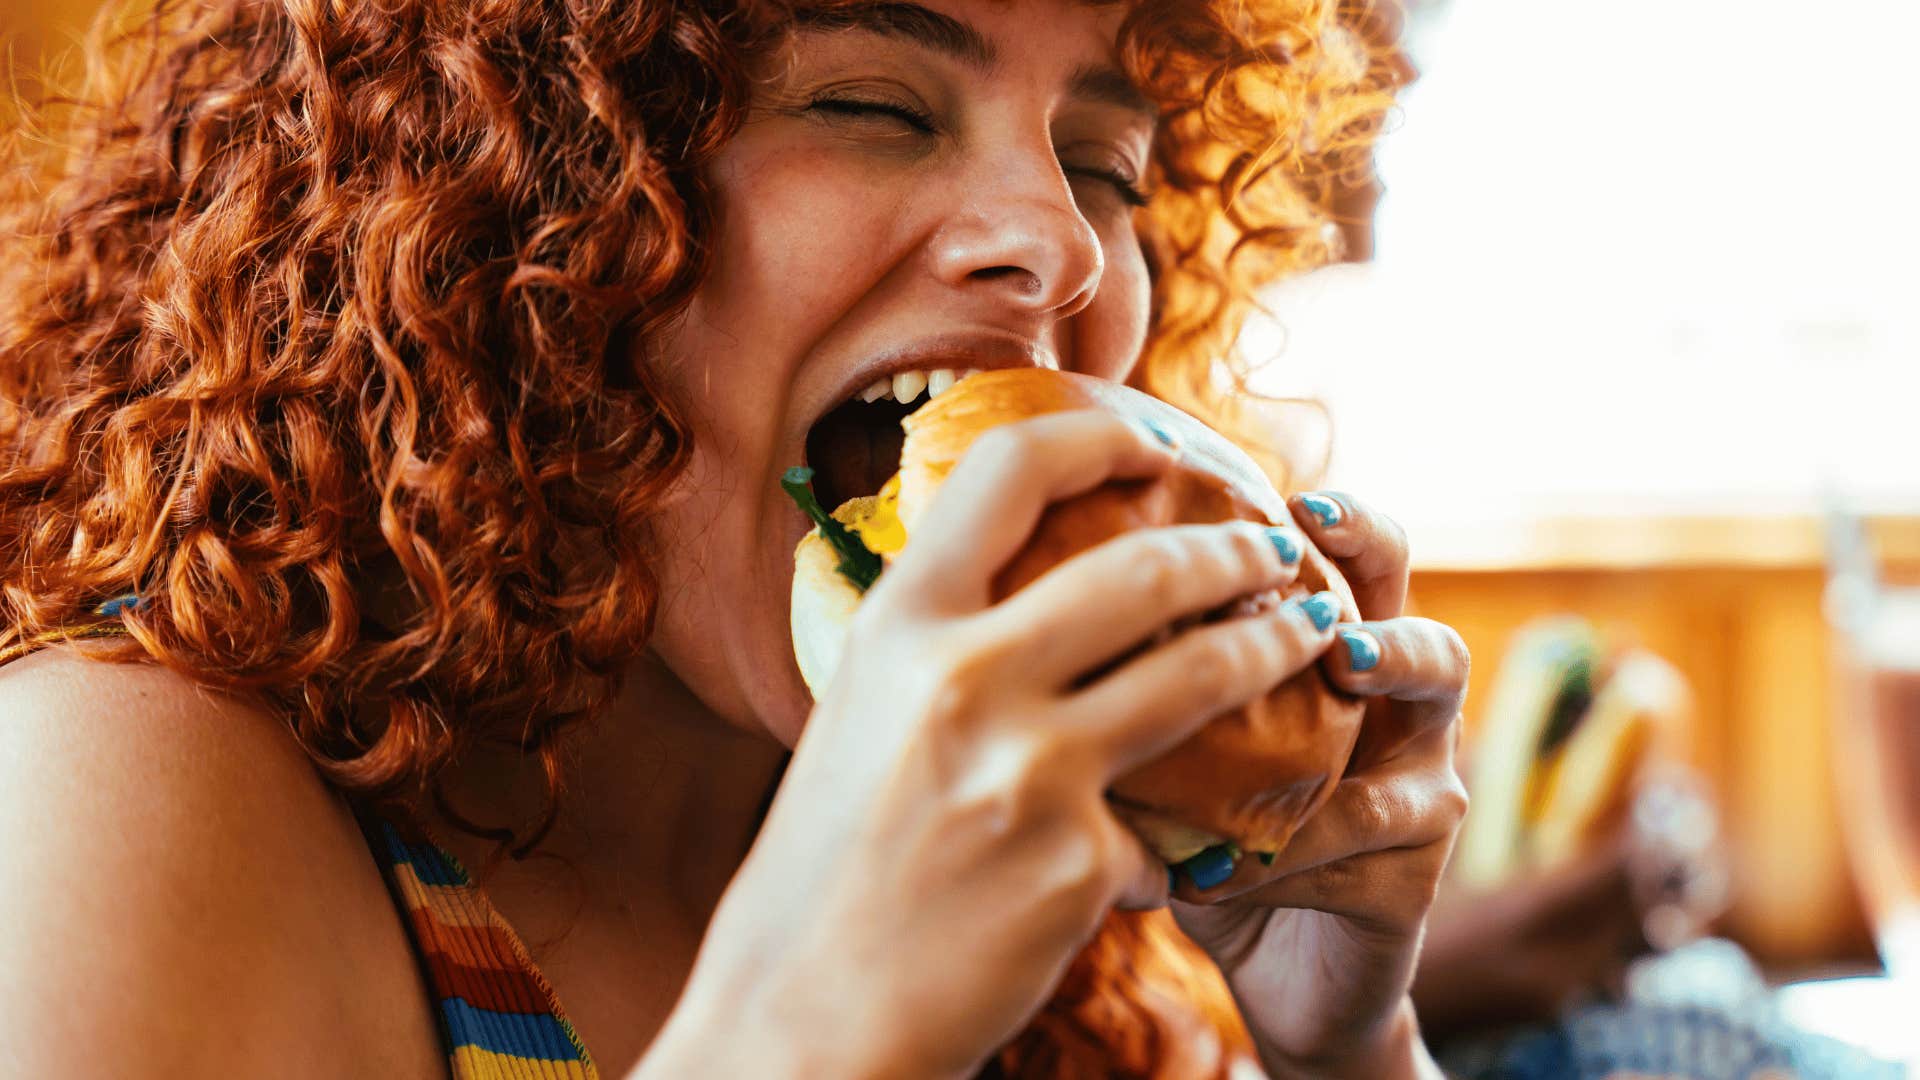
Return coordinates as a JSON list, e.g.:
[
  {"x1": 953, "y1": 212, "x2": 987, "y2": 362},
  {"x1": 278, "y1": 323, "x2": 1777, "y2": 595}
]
[{"x1": 806, "y1": 401, "x2": 908, "y2": 511}]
